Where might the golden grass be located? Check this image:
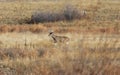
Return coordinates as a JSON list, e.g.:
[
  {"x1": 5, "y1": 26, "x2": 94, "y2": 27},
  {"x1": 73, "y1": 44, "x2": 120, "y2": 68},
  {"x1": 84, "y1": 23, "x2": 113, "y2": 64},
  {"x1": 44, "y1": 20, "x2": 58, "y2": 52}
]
[
  {"x1": 0, "y1": 0, "x2": 119, "y2": 75},
  {"x1": 0, "y1": 0, "x2": 119, "y2": 24},
  {"x1": 0, "y1": 32, "x2": 120, "y2": 49},
  {"x1": 0, "y1": 32, "x2": 119, "y2": 75}
]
